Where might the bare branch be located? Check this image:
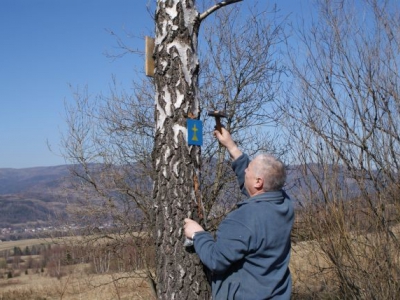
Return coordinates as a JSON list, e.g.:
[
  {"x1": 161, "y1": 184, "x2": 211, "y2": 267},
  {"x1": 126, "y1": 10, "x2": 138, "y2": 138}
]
[{"x1": 199, "y1": 0, "x2": 243, "y2": 22}]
